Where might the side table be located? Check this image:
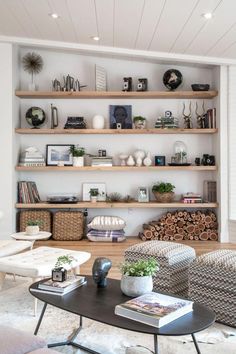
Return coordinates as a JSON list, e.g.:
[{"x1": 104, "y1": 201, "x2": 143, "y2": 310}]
[{"x1": 11, "y1": 231, "x2": 51, "y2": 249}]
